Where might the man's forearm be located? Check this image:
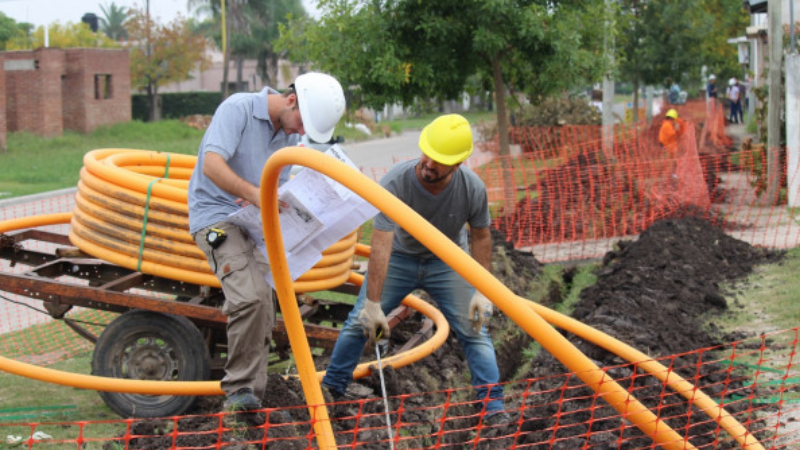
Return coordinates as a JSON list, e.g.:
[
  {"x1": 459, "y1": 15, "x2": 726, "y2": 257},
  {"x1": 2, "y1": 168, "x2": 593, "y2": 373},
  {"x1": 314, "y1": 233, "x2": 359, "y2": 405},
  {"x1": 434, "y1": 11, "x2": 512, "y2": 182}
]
[
  {"x1": 203, "y1": 152, "x2": 261, "y2": 207},
  {"x1": 470, "y1": 227, "x2": 492, "y2": 273},
  {"x1": 366, "y1": 229, "x2": 394, "y2": 301}
]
